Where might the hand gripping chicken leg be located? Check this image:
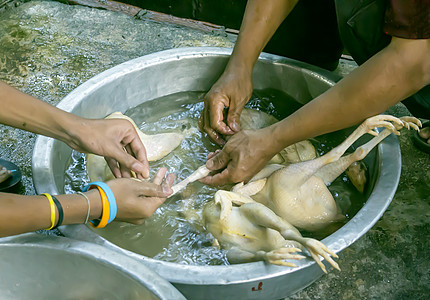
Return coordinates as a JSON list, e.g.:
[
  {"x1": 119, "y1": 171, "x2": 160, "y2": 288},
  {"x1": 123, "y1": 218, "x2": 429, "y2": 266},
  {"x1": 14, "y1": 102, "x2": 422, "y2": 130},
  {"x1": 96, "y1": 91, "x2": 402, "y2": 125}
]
[{"x1": 87, "y1": 112, "x2": 184, "y2": 182}]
